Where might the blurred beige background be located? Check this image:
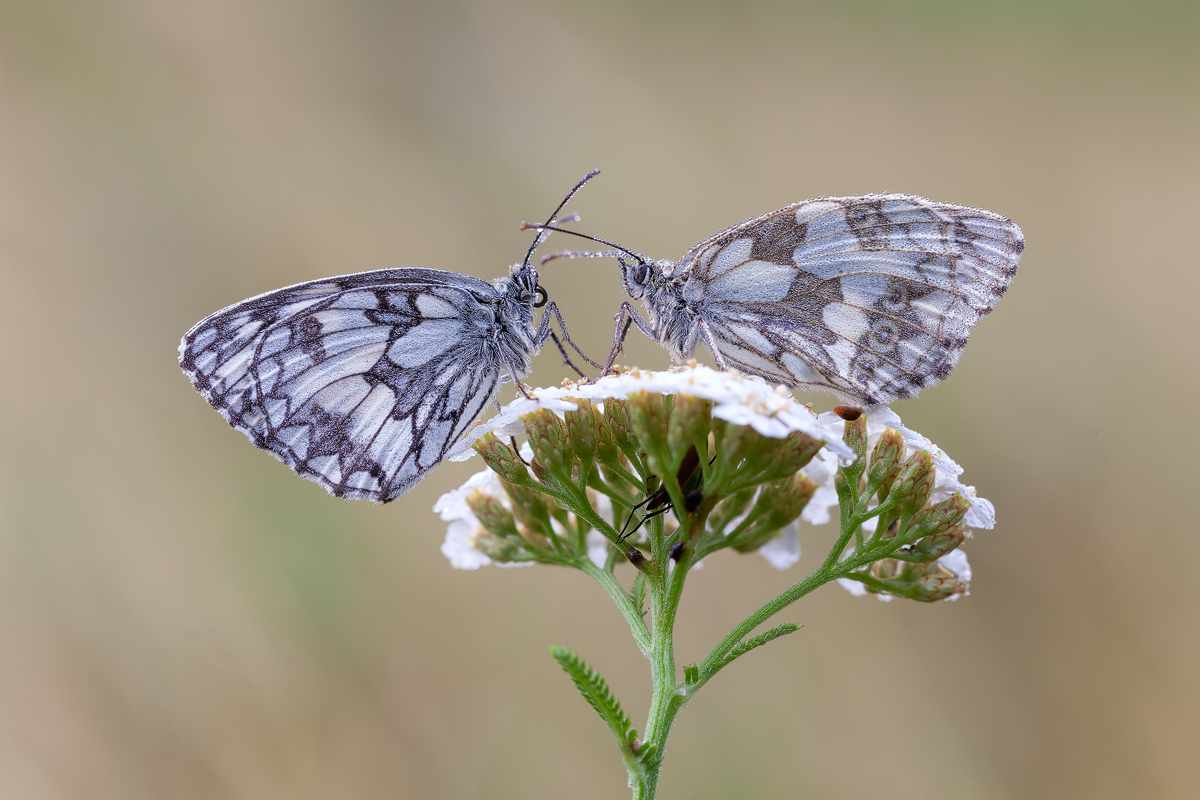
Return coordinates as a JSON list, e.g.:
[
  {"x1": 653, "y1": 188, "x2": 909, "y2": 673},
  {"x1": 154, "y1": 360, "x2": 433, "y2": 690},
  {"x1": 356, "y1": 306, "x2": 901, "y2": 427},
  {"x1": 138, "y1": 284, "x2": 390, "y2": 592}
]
[{"x1": 1, "y1": 1, "x2": 1197, "y2": 798}]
